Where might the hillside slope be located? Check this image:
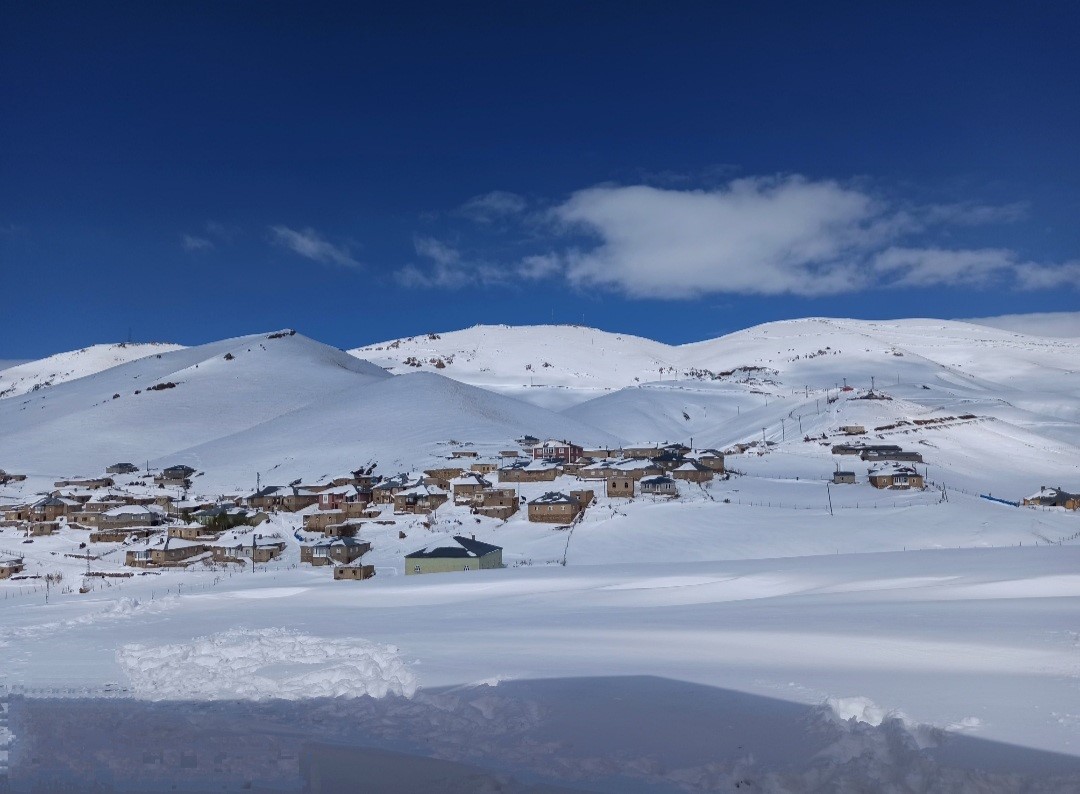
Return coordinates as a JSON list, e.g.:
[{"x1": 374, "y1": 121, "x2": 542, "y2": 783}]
[
  {"x1": 0, "y1": 342, "x2": 185, "y2": 400},
  {"x1": 0, "y1": 331, "x2": 391, "y2": 480},
  {"x1": 351, "y1": 318, "x2": 1080, "y2": 412}
]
